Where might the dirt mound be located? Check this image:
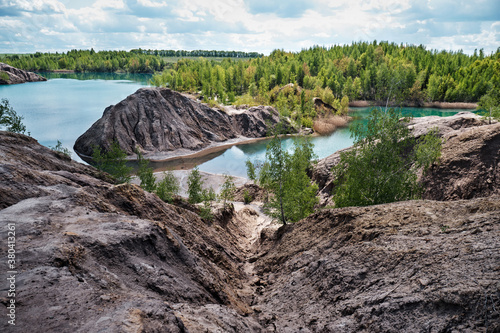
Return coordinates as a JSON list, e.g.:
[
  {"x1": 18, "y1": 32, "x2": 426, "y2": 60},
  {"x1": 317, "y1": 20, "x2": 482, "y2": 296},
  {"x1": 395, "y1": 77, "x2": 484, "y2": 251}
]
[
  {"x1": 312, "y1": 112, "x2": 497, "y2": 204},
  {"x1": 234, "y1": 183, "x2": 269, "y2": 203},
  {"x1": 422, "y1": 122, "x2": 500, "y2": 200},
  {"x1": 74, "y1": 87, "x2": 286, "y2": 160}
]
